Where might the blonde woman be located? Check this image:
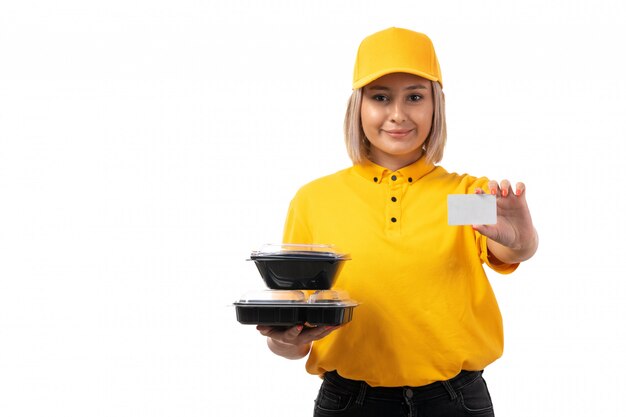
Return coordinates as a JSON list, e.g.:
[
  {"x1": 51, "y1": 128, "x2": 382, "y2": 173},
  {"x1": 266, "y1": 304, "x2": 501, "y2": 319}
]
[{"x1": 258, "y1": 27, "x2": 538, "y2": 417}]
